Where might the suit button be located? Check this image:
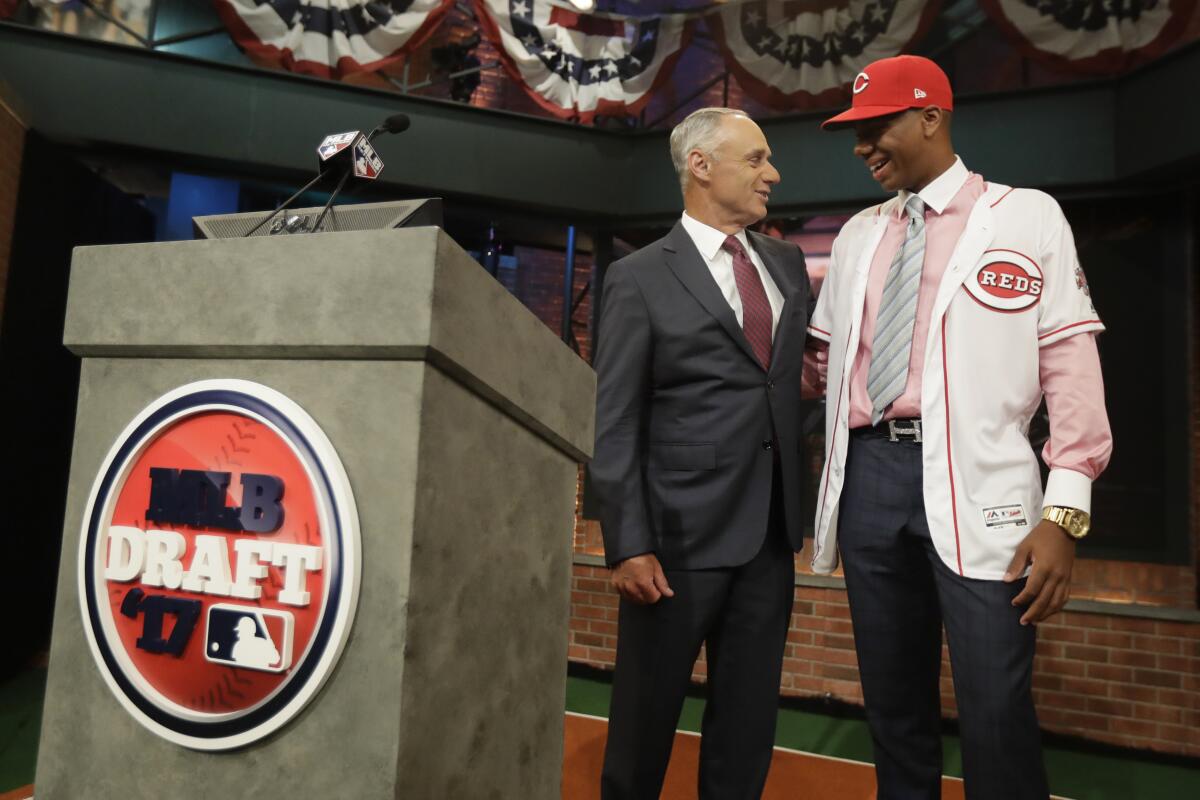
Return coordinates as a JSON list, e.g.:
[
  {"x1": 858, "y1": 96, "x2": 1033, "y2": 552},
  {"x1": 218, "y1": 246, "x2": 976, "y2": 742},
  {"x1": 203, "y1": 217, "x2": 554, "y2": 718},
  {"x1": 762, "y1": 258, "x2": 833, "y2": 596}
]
[
  {"x1": 767, "y1": 380, "x2": 775, "y2": 390},
  {"x1": 762, "y1": 440, "x2": 773, "y2": 451}
]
